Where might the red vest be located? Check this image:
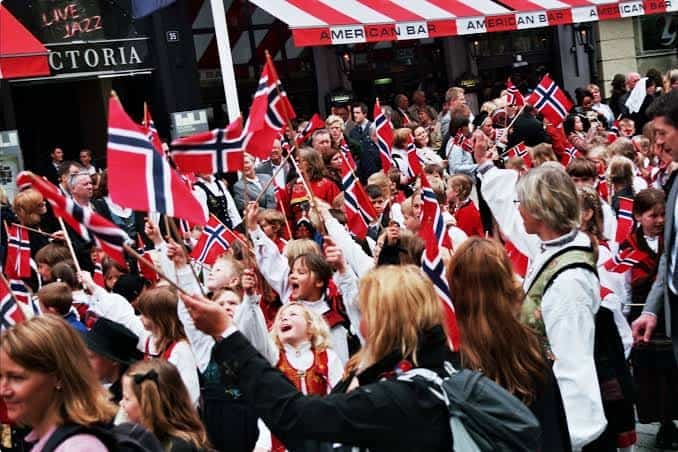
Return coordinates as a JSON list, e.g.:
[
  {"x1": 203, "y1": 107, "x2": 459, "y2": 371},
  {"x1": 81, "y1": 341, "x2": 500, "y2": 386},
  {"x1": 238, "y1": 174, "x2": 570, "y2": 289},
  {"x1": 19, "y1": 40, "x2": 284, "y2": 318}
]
[{"x1": 272, "y1": 349, "x2": 329, "y2": 452}]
